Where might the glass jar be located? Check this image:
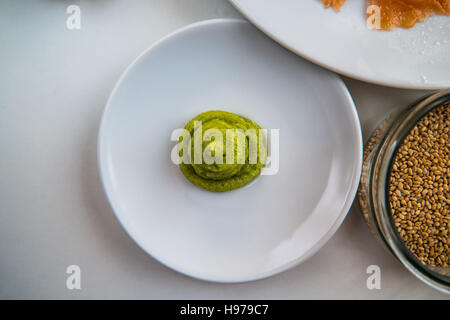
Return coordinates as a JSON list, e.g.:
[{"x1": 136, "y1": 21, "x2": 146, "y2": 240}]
[{"x1": 358, "y1": 88, "x2": 450, "y2": 293}]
